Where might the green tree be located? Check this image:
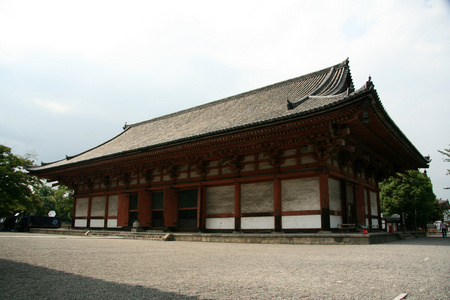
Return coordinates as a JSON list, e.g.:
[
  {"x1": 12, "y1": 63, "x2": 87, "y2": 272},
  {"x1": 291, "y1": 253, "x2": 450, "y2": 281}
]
[
  {"x1": 35, "y1": 184, "x2": 73, "y2": 222},
  {"x1": 438, "y1": 145, "x2": 450, "y2": 189},
  {"x1": 380, "y1": 170, "x2": 438, "y2": 229},
  {"x1": 0, "y1": 144, "x2": 42, "y2": 216}
]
